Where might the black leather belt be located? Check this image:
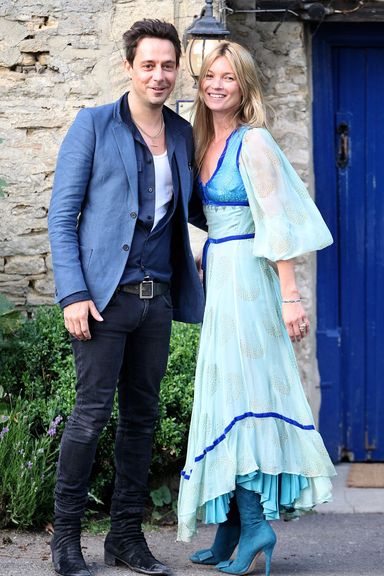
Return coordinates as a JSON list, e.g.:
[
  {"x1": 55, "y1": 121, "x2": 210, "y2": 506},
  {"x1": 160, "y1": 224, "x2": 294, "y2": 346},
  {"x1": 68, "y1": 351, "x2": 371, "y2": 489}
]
[{"x1": 118, "y1": 278, "x2": 169, "y2": 299}]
